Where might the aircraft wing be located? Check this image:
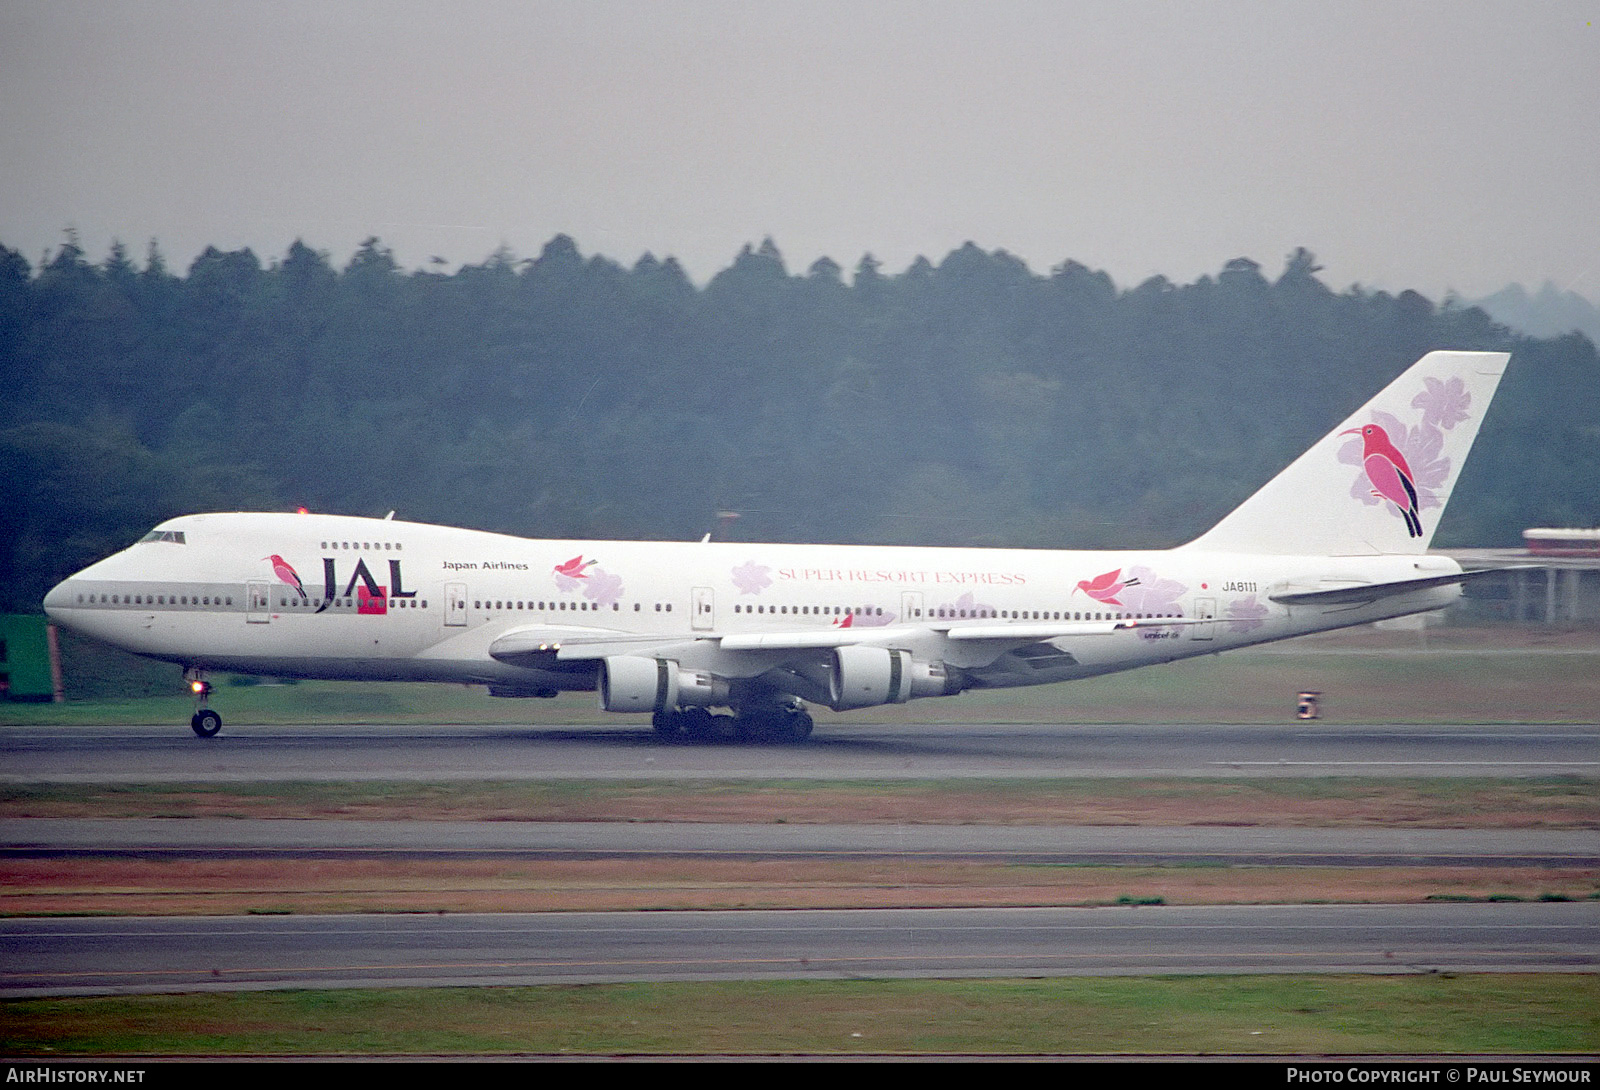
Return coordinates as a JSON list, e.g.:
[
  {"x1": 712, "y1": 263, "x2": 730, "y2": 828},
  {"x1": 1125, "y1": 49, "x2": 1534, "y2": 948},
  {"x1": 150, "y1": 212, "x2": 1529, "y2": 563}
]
[
  {"x1": 513, "y1": 617, "x2": 1209, "y2": 663},
  {"x1": 1268, "y1": 567, "x2": 1525, "y2": 607}
]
